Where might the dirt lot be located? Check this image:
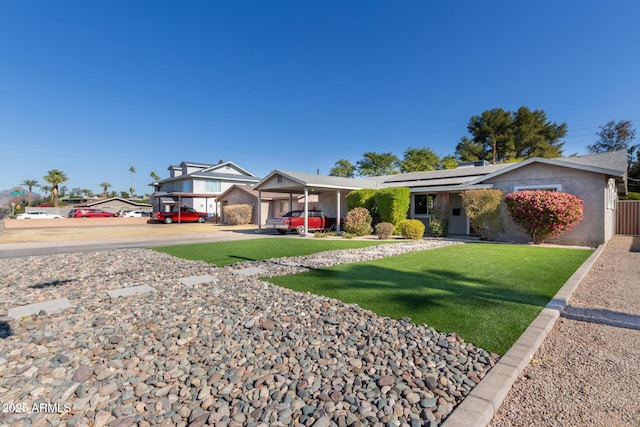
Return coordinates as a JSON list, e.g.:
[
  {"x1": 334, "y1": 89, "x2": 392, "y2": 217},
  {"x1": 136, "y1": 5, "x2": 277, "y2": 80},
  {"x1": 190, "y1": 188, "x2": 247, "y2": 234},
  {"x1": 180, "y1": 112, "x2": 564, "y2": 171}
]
[{"x1": 0, "y1": 218, "x2": 258, "y2": 243}]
